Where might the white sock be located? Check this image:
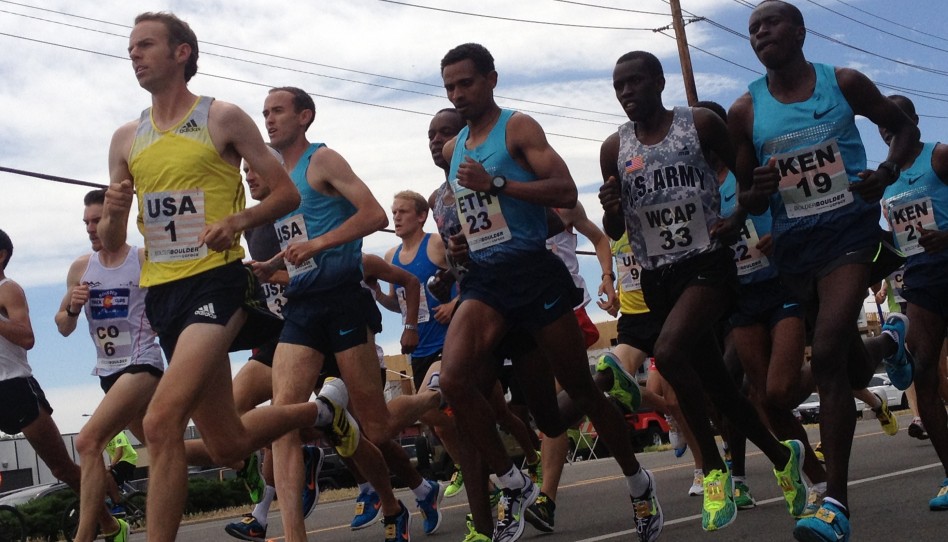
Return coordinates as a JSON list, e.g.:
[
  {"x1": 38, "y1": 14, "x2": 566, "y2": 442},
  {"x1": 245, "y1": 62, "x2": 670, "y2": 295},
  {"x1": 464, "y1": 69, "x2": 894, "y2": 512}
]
[
  {"x1": 252, "y1": 486, "x2": 276, "y2": 526},
  {"x1": 315, "y1": 401, "x2": 334, "y2": 426},
  {"x1": 359, "y1": 482, "x2": 375, "y2": 494},
  {"x1": 411, "y1": 479, "x2": 434, "y2": 500},
  {"x1": 497, "y1": 466, "x2": 527, "y2": 490},
  {"x1": 626, "y1": 468, "x2": 651, "y2": 497},
  {"x1": 823, "y1": 496, "x2": 848, "y2": 515}
]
